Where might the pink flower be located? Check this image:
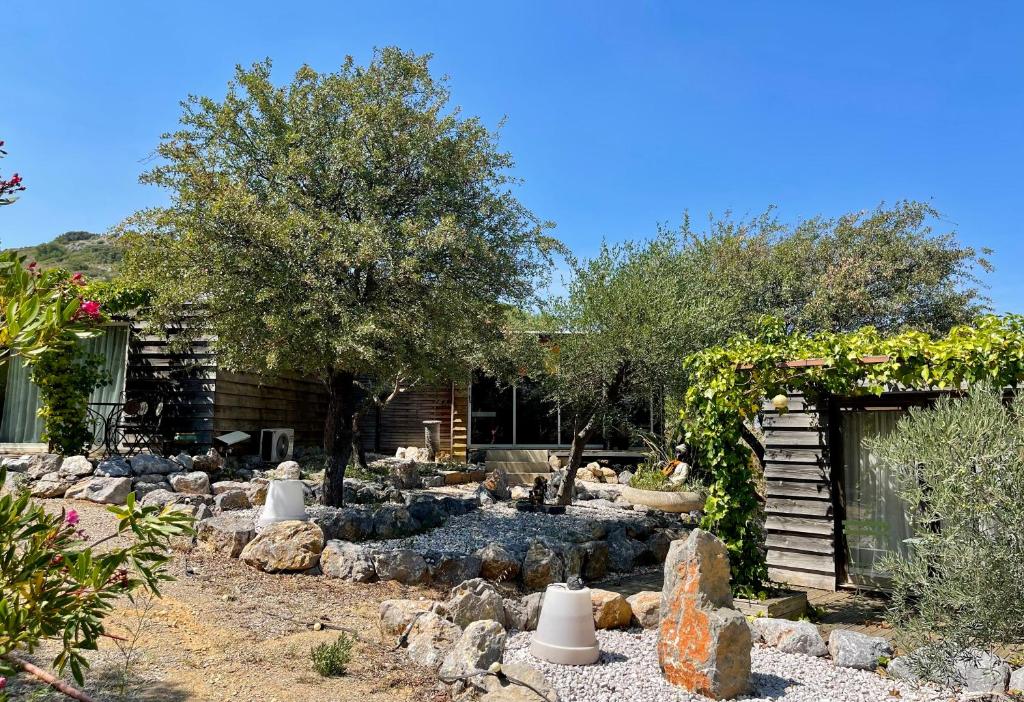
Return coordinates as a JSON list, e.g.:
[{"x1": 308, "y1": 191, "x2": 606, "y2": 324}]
[
  {"x1": 71, "y1": 272, "x2": 85, "y2": 286},
  {"x1": 0, "y1": 675, "x2": 6, "y2": 689},
  {"x1": 78, "y1": 299, "x2": 101, "y2": 319},
  {"x1": 65, "y1": 509, "x2": 79, "y2": 526}
]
